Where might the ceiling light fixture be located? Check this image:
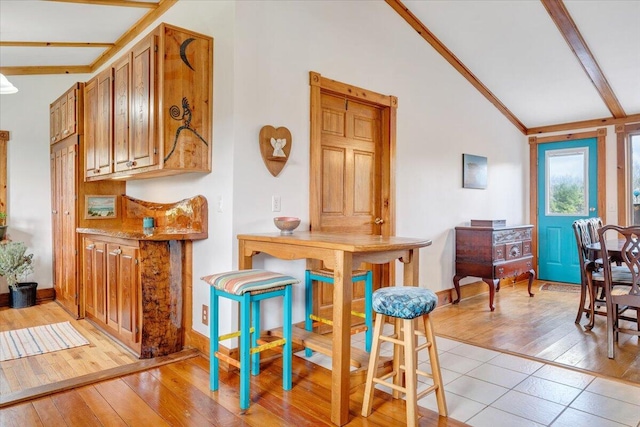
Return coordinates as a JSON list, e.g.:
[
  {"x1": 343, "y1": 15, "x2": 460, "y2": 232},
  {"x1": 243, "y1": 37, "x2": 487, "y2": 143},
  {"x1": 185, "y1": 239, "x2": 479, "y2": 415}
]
[{"x1": 0, "y1": 73, "x2": 19, "y2": 94}]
